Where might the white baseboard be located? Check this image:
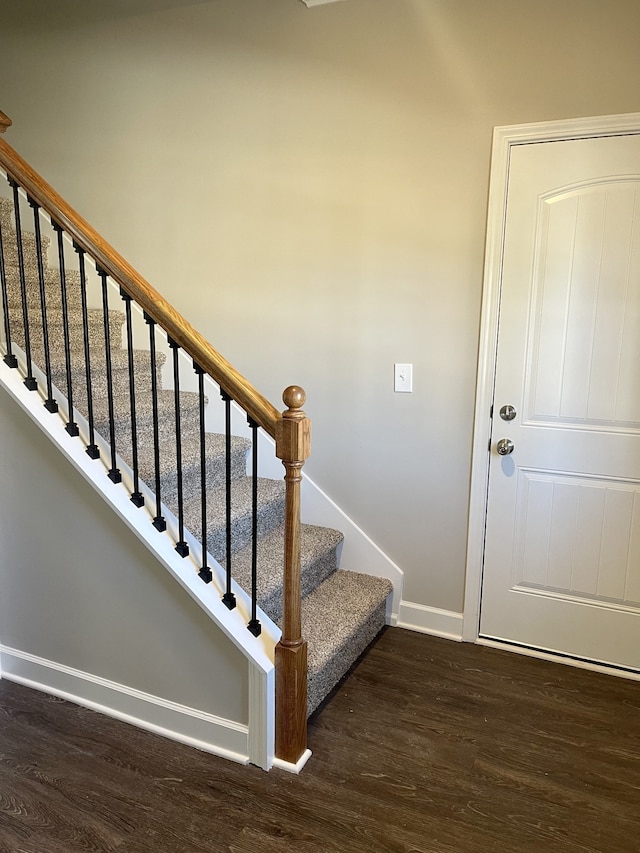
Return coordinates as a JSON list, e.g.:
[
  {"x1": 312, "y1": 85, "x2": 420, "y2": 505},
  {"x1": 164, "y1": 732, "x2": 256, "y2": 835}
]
[
  {"x1": 396, "y1": 601, "x2": 463, "y2": 641},
  {"x1": 0, "y1": 646, "x2": 250, "y2": 765}
]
